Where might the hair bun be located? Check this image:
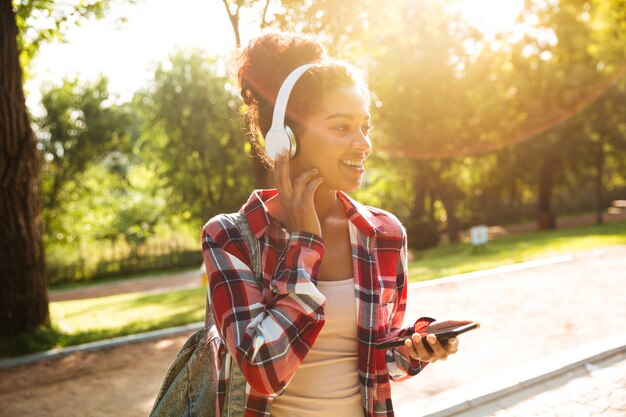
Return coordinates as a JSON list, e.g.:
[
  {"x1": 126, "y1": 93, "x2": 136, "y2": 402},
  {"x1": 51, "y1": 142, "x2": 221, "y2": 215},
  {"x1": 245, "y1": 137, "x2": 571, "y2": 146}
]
[{"x1": 238, "y1": 32, "x2": 327, "y2": 106}]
